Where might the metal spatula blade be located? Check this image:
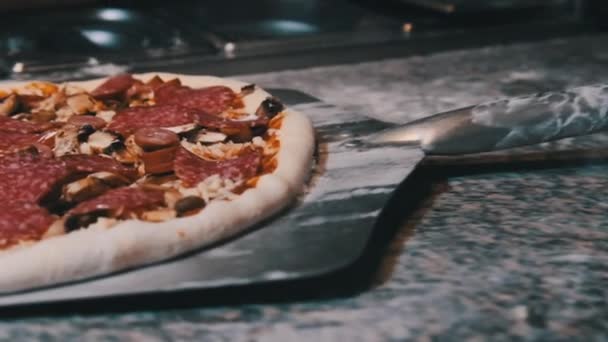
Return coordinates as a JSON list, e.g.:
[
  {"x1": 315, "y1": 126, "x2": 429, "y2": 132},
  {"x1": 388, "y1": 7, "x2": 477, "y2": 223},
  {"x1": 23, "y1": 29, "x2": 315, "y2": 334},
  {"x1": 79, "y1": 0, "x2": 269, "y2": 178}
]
[{"x1": 366, "y1": 84, "x2": 608, "y2": 155}]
